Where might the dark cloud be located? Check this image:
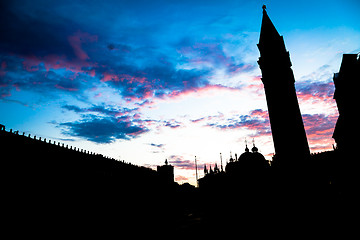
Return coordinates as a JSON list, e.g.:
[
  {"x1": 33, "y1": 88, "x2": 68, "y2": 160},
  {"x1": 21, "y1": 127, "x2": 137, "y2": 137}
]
[
  {"x1": 163, "y1": 119, "x2": 182, "y2": 129},
  {"x1": 0, "y1": 1, "x2": 78, "y2": 57},
  {"x1": 60, "y1": 102, "x2": 187, "y2": 143},
  {"x1": 149, "y1": 143, "x2": 165, "y2": 148},
  {"x1": 148, "y1": 143, "x2": 166, "y2": 153},
  {"x1": 59, "y1": 115, "x2": 149, "y2": 144},
  {"x1": 100, "y1": 62, "x2": 210, "y2": 101},
  {"x1": 60, "y1": 104, "x2": 147, "y2": 143},
  {"x1": 0, "y1": 1, "x2": 221, "y2": 104},
  {"x1": 0, "y1": 62, "x2": 93, "y2": 99},
  {"x1": 62, "y1": 105, "x2": 83, "y2": 113}
]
